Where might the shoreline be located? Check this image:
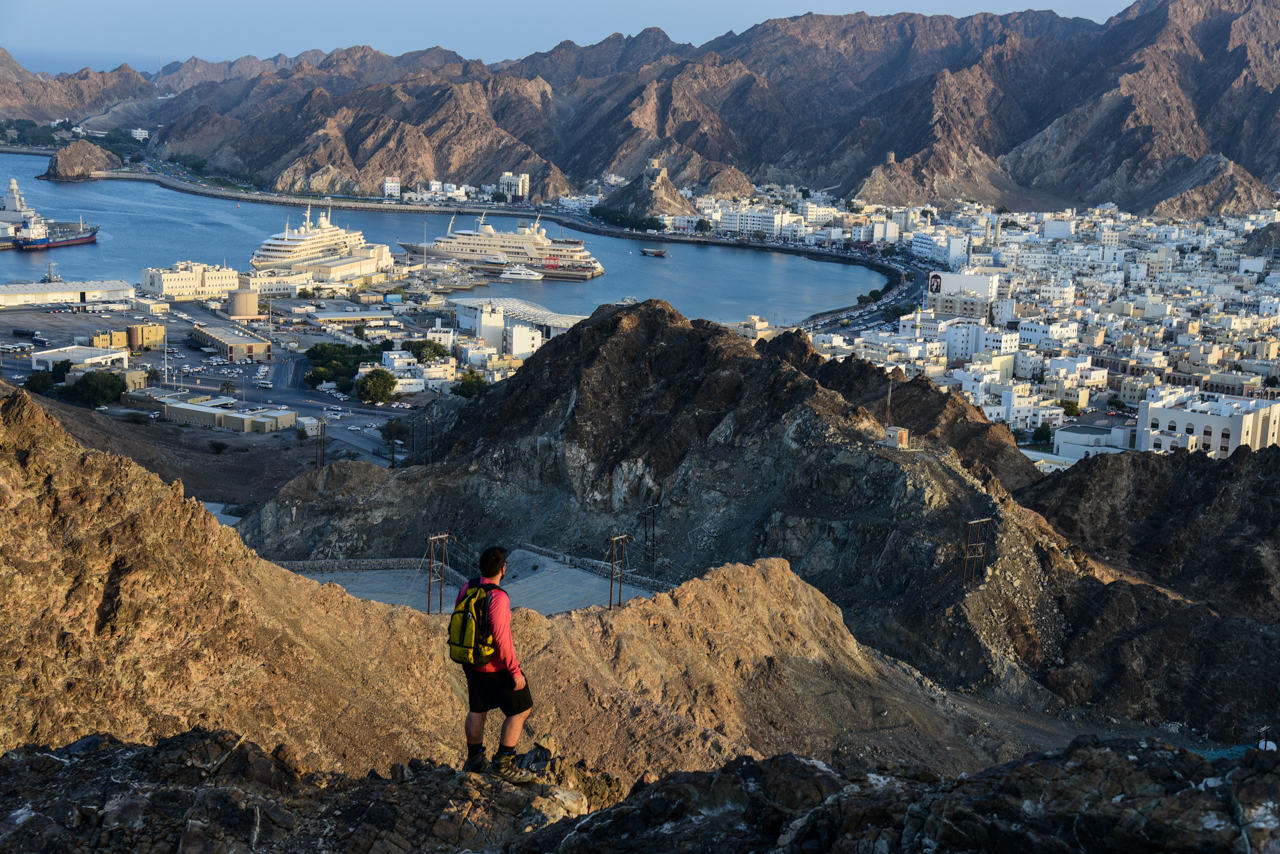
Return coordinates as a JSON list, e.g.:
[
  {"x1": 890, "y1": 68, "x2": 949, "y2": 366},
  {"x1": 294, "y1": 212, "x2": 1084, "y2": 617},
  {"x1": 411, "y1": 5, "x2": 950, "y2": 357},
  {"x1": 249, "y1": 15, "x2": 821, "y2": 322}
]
[
  {"x1": 1, "y1": 150, "x2": 903, "y2": 322},
  {"x1": 78, "y1": 169, "x2": 897, "y2": 291}
]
